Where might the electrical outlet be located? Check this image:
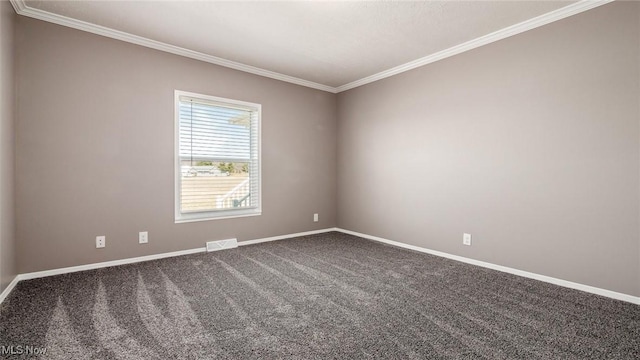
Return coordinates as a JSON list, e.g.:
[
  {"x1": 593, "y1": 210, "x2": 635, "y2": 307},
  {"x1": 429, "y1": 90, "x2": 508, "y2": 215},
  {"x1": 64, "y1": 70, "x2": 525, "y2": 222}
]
[
  {"x1": 463, "y1": 233, "x2": 472, "y2": 246},
  {"x1": 313, "y1": 213, "x2": 319, "y2": 222},
  {"x1": 96, "y1": 236, "x2": 106, "y2": 249},
  {"x1": 139, "y1": 231, "x2": 148, "y2": 244}
]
